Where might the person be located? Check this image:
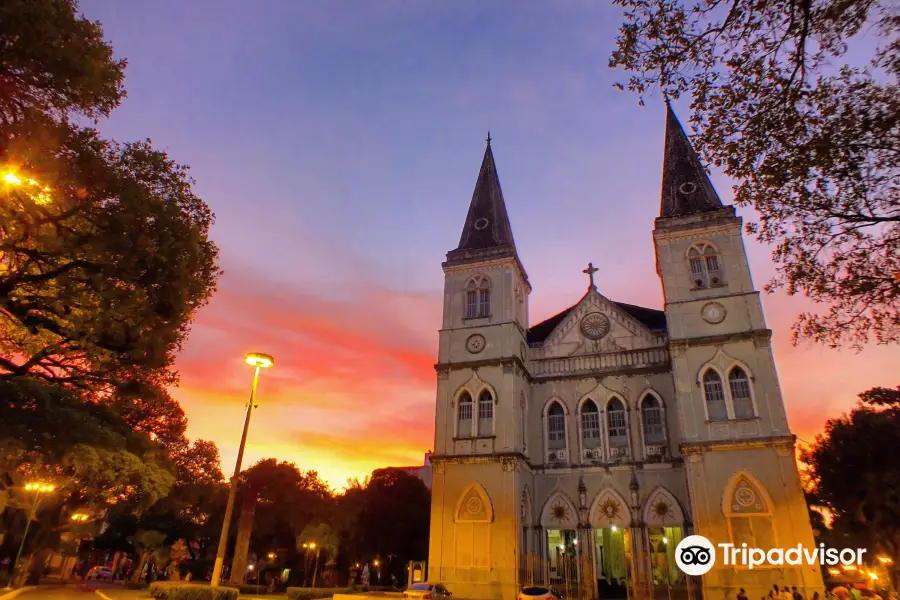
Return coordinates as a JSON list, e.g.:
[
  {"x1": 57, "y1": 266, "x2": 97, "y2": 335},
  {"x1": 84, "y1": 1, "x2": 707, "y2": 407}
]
[
  {"x1": 782, "y1": 585, "x2": 794, "y2": 600},
  {"x1": 771, "y1": 585, "x2": 782, "y2": 600},
  {"x1": 794, "y1": 586, "x2": 805, "y2": 600},
  {"x1": 738, "y1": 588, "x2": 749, "y2": 600},
  {"x1": 813, "y1": 592, "x2": 820, "y2": 600}
]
